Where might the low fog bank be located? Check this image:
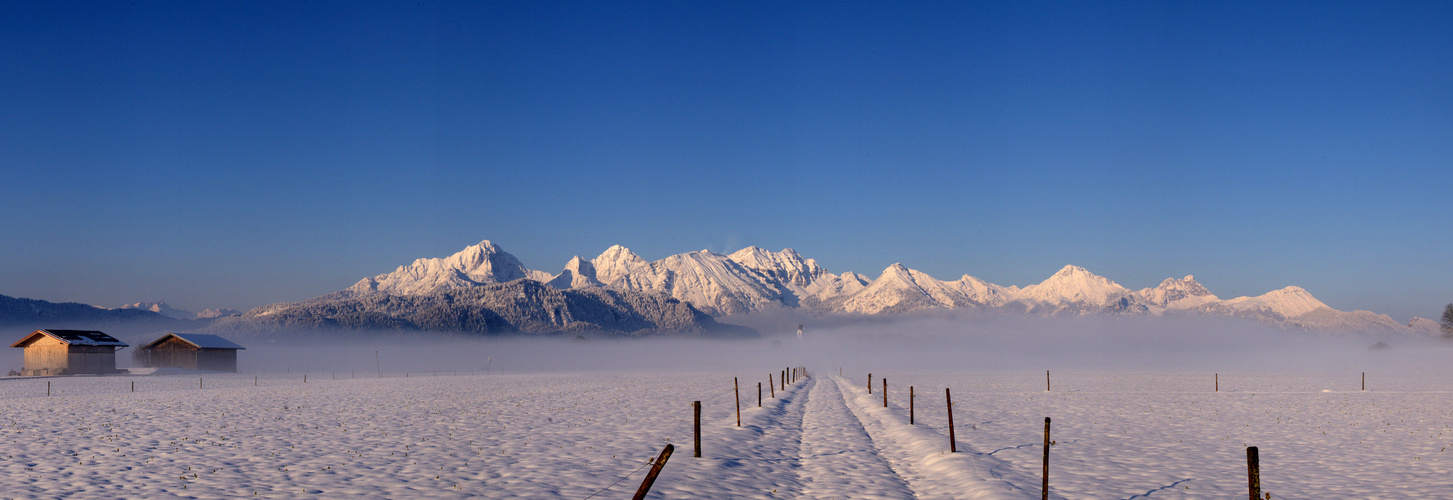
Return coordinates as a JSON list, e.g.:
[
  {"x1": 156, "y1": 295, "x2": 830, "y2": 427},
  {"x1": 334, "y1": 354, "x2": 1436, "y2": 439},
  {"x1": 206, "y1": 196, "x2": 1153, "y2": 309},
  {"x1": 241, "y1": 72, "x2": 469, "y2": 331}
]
[
  {"x1": 770, "y1": 314, "x2": 1453, "y2": 376},
  {"x1": 5, "y1": 315, "x2": 1447, "y2": 377},
  {"x1": 187, "y1": 315, "x2": 1453, "y2": 377}
]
